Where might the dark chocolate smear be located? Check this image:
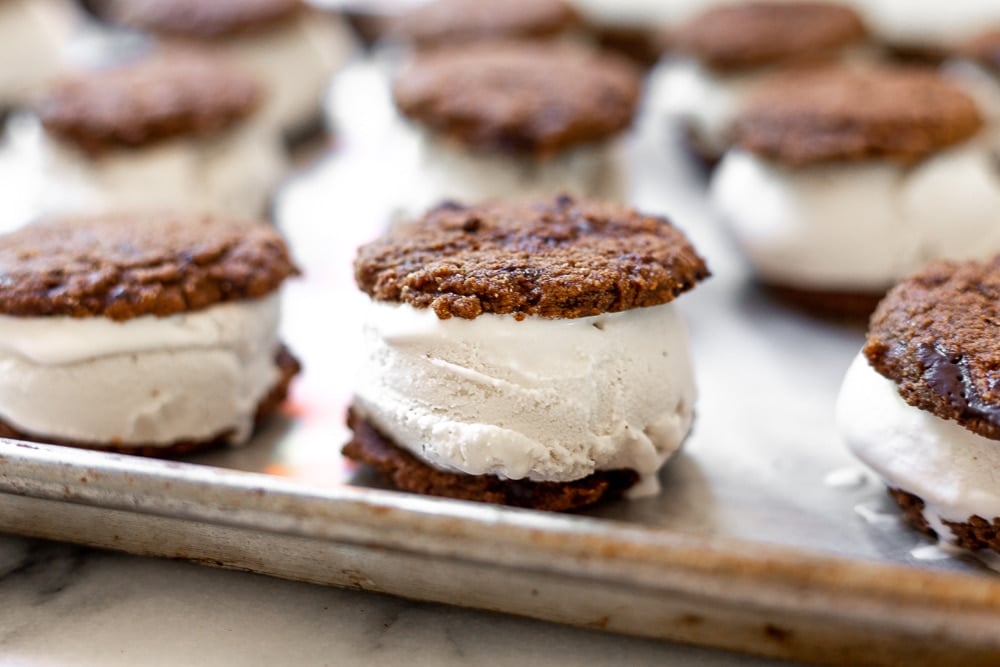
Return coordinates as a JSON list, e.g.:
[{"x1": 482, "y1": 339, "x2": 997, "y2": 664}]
[{"x1": 918, "y1": 344, "x2": 1000, "y2": 429}]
